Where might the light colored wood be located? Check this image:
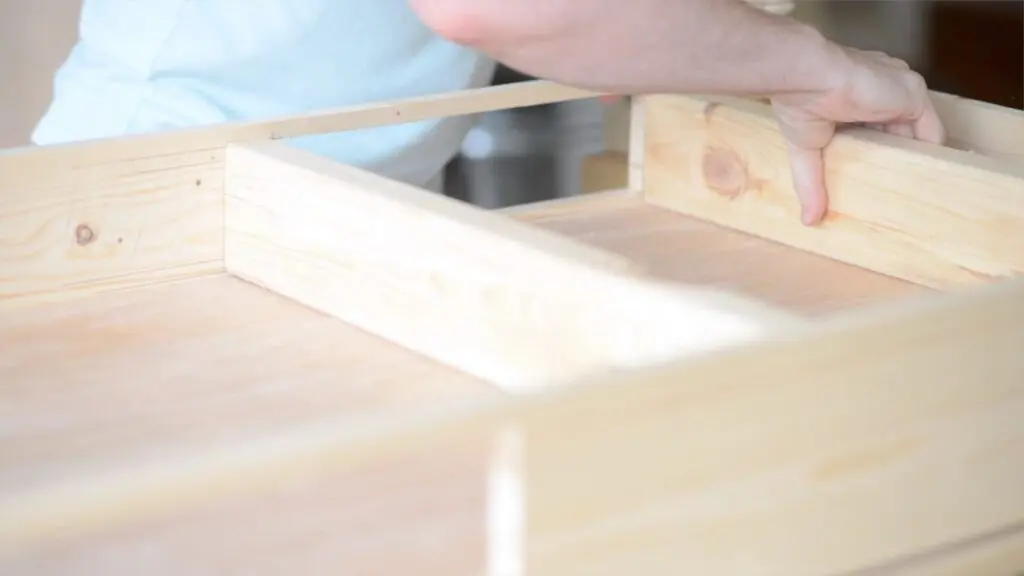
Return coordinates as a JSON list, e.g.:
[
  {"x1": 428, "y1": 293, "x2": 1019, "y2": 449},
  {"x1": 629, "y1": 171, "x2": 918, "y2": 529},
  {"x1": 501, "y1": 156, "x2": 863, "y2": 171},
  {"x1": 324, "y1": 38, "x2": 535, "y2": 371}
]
[
  {"x1": 3, "y1": 73, "x2": 1023, "y2": 576},
  {"x1": 613, "y1": 90, "x2": 1024, "y2": 162},
  {"x1": 2, "y1": 430, "x2": 494, "y2": 576},
  {"x1": 0, "y1": 80, "x2": 599, "y2": 310},
  {"x1": 224, "y1": 142, "x2": 796, "y2": 392},
  {"x1": 0, "y1": 189, "x2": 926, "y2": 563},
  {"x1": 0, "y1": 148, "x2": 224, "y2": 310},
  {"x1": 11, "y1": 269, "x2": 1018, "y2": 576},
  {"x1": 0, "y1": 273, "x2": 494, "y2": 552},
  {"x1": 867, "y1": 525, "x2": 1024, "y2": 575},
  {"x1": 507, "y1": 190, "x2": 926, "y2": 316},
  {"x1": 0, "y1": 80, "x2": 598, "y2": 167},
  {"x1": 642, "y1": 93, "x2": 1024, "y2": 289},
  {"x1": 930, "y1": 92, "x2": 1024, "y2": 163},
  {"x1": 526, "y1": 270, "x2": 1024, "y2": 573}
]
